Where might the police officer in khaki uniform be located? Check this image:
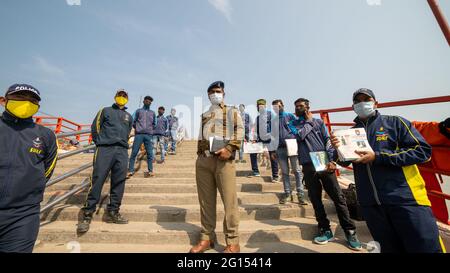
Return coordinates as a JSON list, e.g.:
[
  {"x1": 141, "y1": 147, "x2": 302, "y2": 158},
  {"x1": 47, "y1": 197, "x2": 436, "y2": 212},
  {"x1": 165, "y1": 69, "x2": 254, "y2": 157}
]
[{"x1": 189, "y1": 81, "x2": 244, "y2": 253}]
